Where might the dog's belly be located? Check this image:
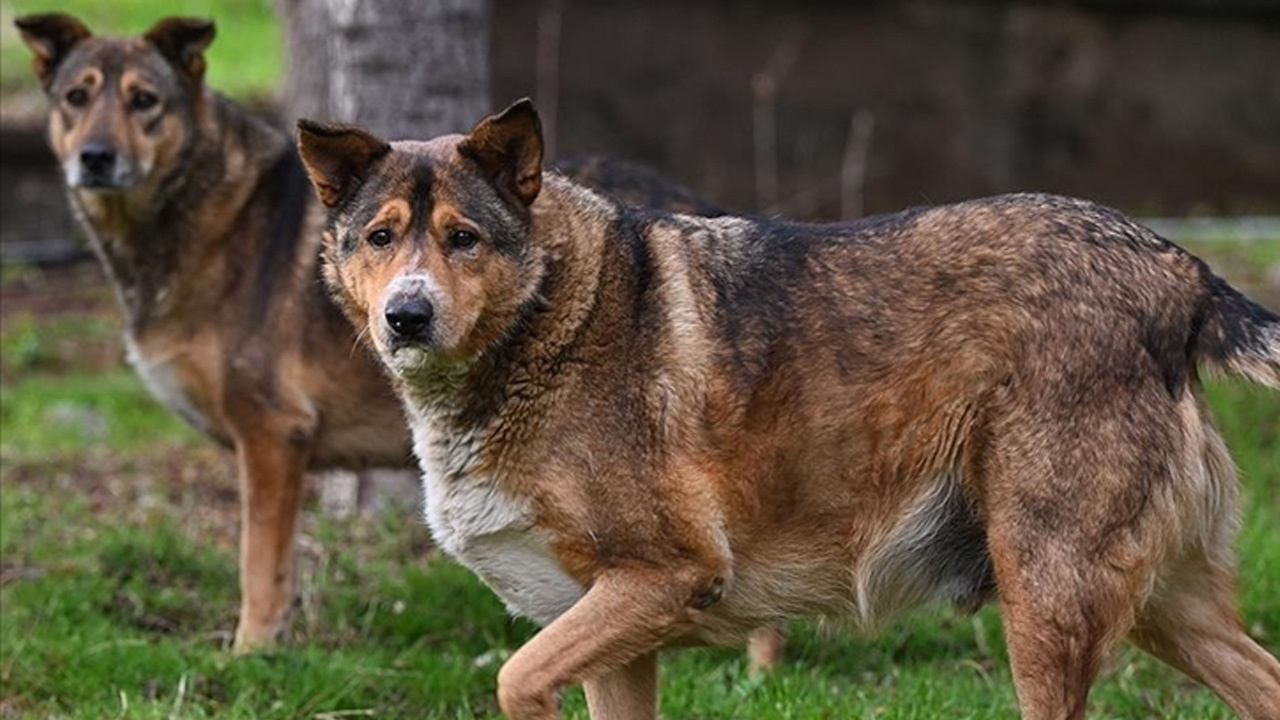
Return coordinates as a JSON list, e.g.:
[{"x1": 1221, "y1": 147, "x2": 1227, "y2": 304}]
[
  {"x1": 311, "y1": 414, "x2": 413, "y2": 468},
  {"x1": 419, "y1": 462, "x2": 585, "y2": 627}
]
